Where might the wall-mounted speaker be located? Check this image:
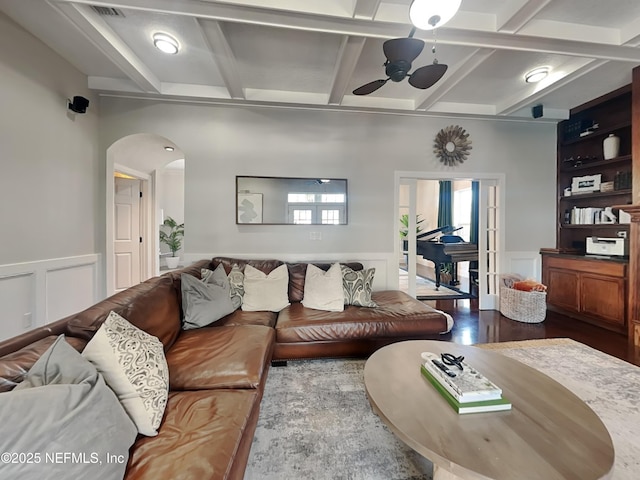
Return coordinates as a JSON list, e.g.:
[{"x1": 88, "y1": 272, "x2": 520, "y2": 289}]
[
  {"x1": 532, "y1": 104, "x2": 543, "y2": 119},
  {"x1": 68, "y1": 96, "x2": 90, "y2": 114}
]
